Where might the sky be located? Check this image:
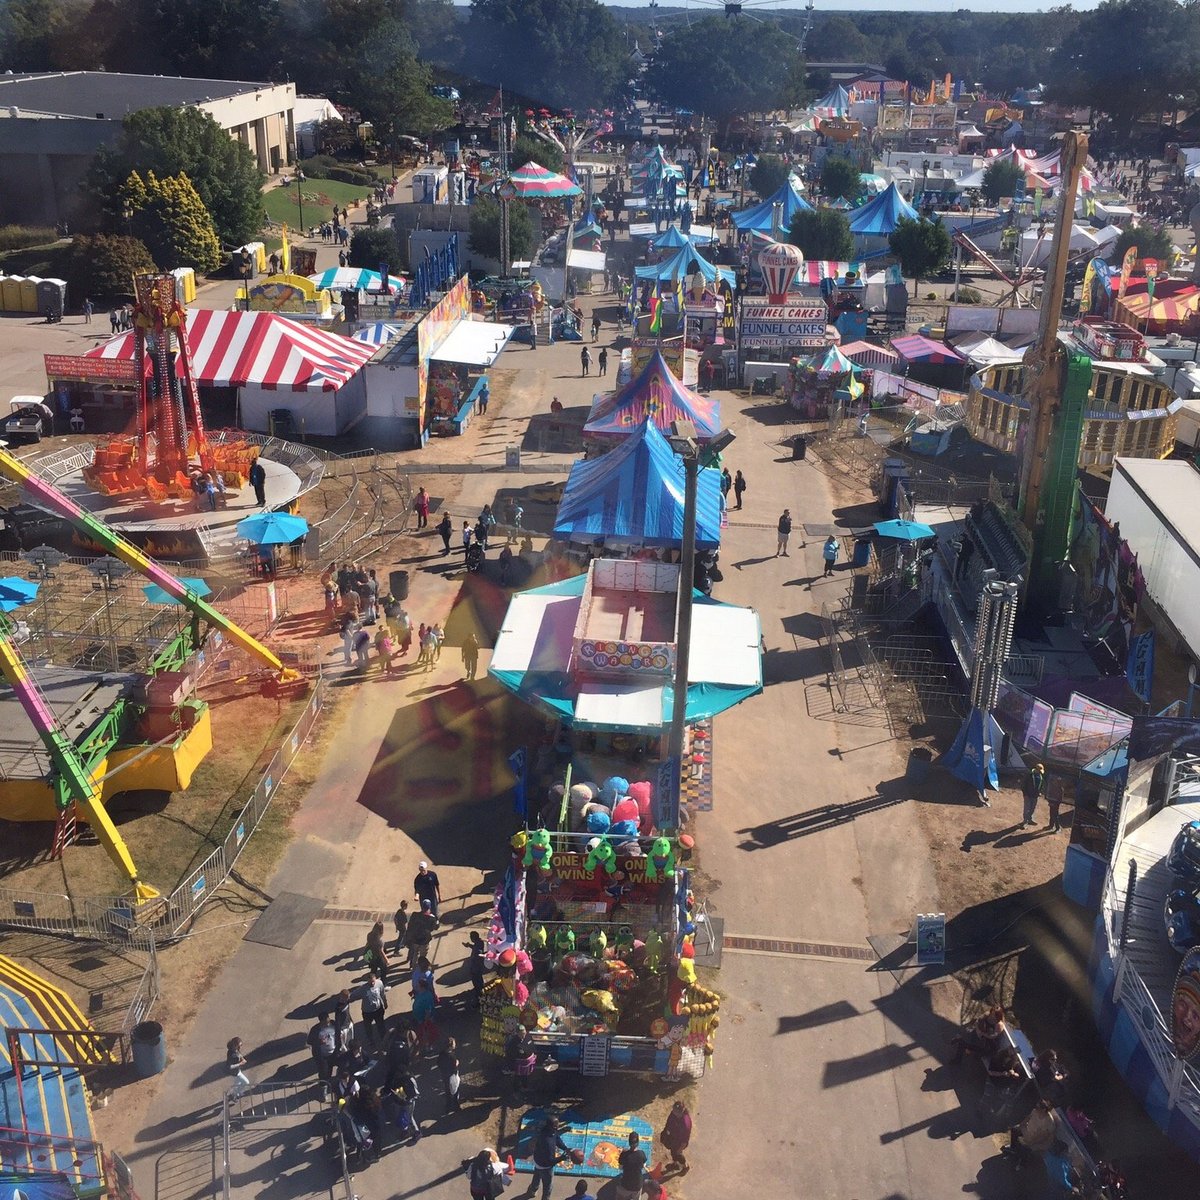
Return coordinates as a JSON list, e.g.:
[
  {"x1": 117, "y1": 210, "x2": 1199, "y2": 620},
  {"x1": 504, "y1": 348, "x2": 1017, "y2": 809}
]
[{"x1": 597, "y1": 1, "x2": 1104, "y2": 9}]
